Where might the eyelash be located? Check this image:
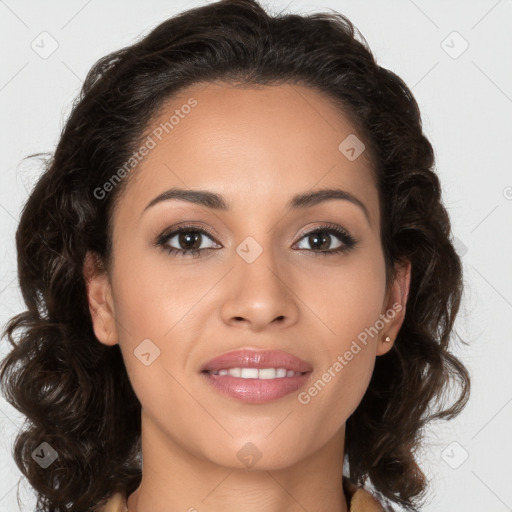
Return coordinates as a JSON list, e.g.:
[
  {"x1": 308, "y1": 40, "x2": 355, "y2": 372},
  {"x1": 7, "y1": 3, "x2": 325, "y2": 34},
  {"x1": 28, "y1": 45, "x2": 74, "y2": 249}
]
[{"x1": 154, "y1": 223, "x2": 358, "y2": 258}]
